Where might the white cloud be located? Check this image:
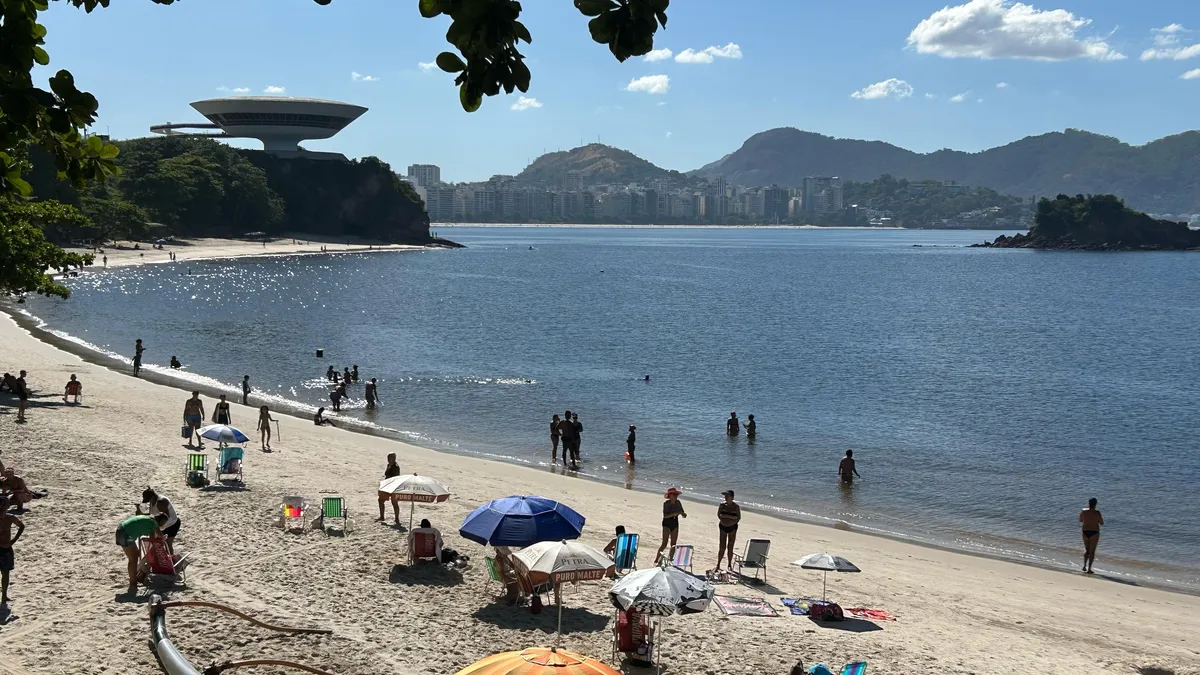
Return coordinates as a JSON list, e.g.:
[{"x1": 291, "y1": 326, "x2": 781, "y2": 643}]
[
  {"x1": 674, "y1": 42, "x2": 743, "y2": 64},
  {"x1": 950, "y1": 92, "x2": 967, "y2": 102},
  {"x1": 351, "y1": 72, "x2": 379, "y2": 82},
  {"x1": 644, "y1": 48, "x2": 673, "y2": 62},
  {"x1": 1141, "y1": 26, "x2": 1200, "y2": 62},
  {"x1": 418, "y1": 61, "x2": 438, "y2": 71},
  {"x1": 625, "y1": 74, "x2": 670, "y2": 94},
  {"x1": 216, "y1": 86, "x2": 251, "y2": 94},
  {"x1": 977, "y1": 97, "x2": 985, "y2": 103},
  {"x1": 510, "y1": 96, "x2": 542, "y2": 111},
  {"x1": 996, "y1": 81, "x2": 1010, "y2": 88},
  {"x1": 907, "y1": 0, "x2": 1125, "y2": 62},
  {"x1": 925, "y1": 92, "x2": 936, "y2": 99},
  {"x1": 850, "y1": 78, "x2": 914, "y2": 100},
  {"x1": 263, "y1": 85, "x2": 286, "y2": 94},
  {"x1": 665, "y1": 131, "x2": 673, "y2": 138},
  {"x1": 1182, "y1": 68, "x2": 1200, "y2": 79}
]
